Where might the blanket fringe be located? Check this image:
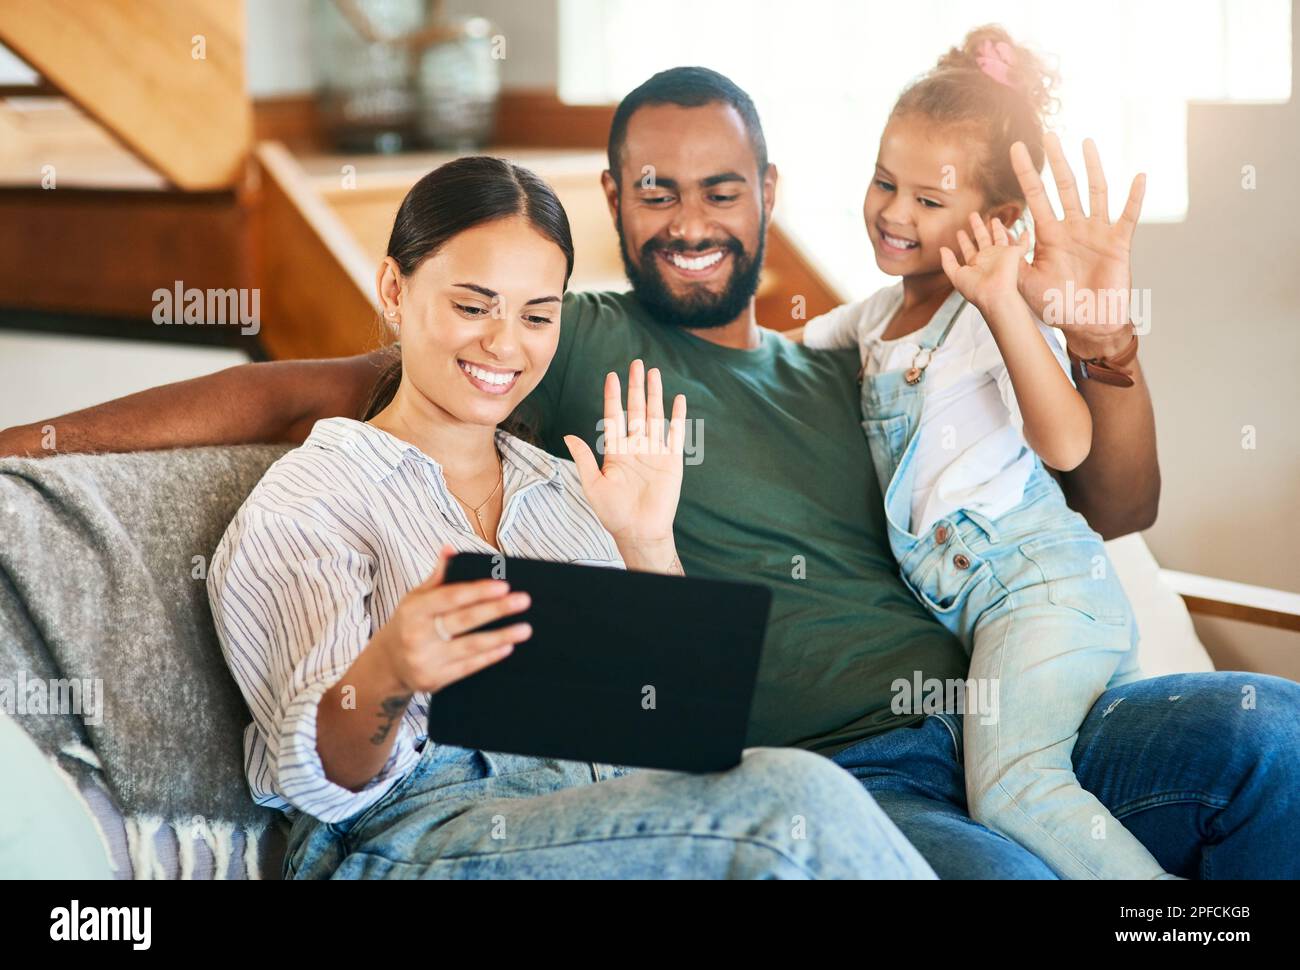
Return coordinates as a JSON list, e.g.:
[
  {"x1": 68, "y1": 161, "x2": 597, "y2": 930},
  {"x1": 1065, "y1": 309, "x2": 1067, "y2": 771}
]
[
  {"x1": 191, "y1": 814, "x2": 219, "y2": 877},
  {"x1": 171, "y1": 817, "x2": 199, "y2": 880},
  {"x1": 242, "y1": 821, "x2": 267, "y2": 880},
  {"x1": 59, "y1": 741, "x2": 103, "y2": 770},
  {"x1": 211, "y1": 818, "x2": 235, "y2": 880},
  {"x1": 124, "y1": 815, "x2": 166, "y2": 880},
  {"x1": 118, "y1": 810, "x2": 269, "y2": 879}
]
